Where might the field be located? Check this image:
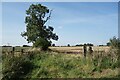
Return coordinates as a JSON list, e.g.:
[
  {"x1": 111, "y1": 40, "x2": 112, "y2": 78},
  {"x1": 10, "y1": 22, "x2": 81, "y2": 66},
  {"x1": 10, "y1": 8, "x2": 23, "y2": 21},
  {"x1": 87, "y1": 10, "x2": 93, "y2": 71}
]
[
  {"x1": 2, "y1": 46, "x2": 110, "y2": 54},
  {"x1": 1, "y1": 46, "x2": 119, "y2": 79},
  {"x1": 50, "y1": 46, "x2": 110, "y2": 53}
]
